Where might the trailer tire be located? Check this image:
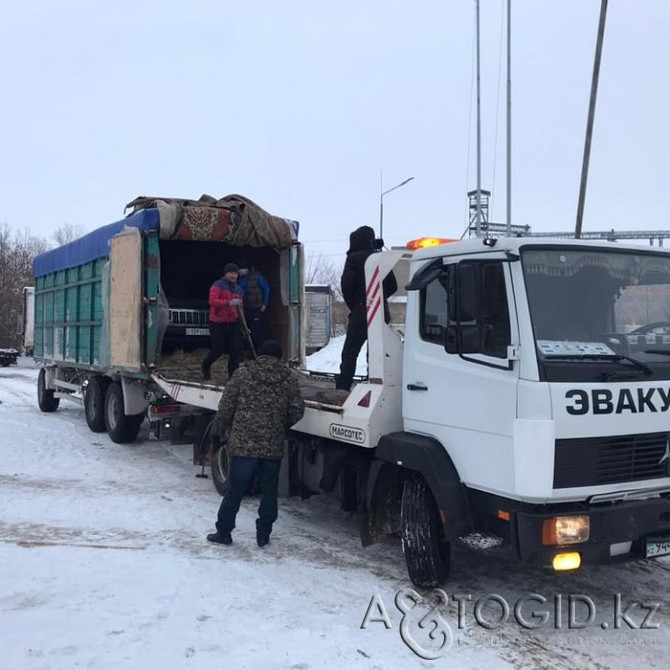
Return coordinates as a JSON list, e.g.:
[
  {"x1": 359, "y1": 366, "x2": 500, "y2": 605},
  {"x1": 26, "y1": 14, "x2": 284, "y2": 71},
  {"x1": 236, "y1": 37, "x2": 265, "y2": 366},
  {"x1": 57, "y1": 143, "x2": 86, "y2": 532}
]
[
  {"x1": 84, "y1": 376, "x2": 110, "y2": 433},
  {"x1": 210, "y1": 439, "x2": 260, "y2": 497},
  {"x1": 401, "y1": 474, "x2": 451, "y2": 588},
  {"x1": 37, "y1": 368, "x2": 60, "y2": 412},
  {"x1": 211, "y1": 443, "x2": 231, "y2": 497},
  {"x1": 104, "y1": 381, "x2": 144, "y2": 444}
]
